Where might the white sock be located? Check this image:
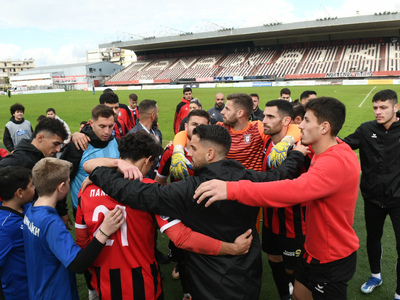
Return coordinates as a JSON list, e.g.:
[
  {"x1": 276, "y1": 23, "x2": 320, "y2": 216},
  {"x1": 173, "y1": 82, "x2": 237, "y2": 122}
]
[
  {"x1": 371, "y1": 273, "x2": 381, "y2": 280},
  {"x1": 395, "y1": 293, "x2": 400, "y2": 300}
]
